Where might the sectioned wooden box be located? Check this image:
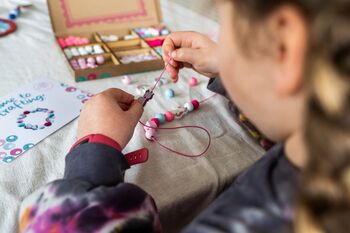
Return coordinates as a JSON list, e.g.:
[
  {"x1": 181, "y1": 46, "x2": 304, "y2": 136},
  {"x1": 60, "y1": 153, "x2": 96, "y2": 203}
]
[{"x1": 47, "y1": 0, "x2": 168, "y2": 82}]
